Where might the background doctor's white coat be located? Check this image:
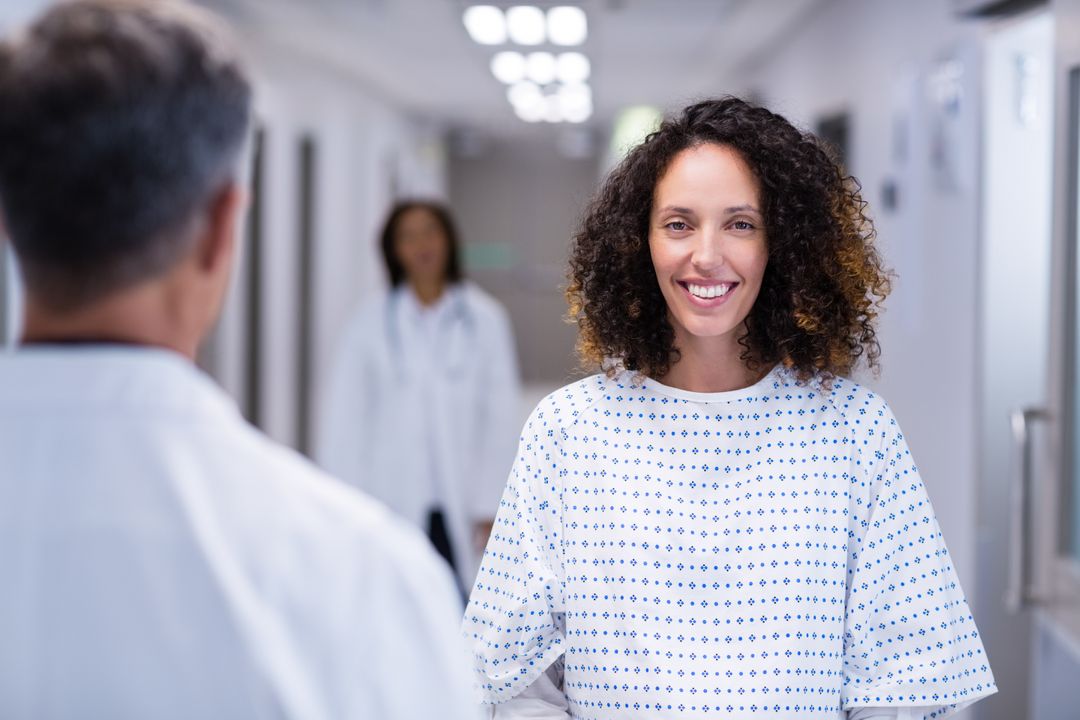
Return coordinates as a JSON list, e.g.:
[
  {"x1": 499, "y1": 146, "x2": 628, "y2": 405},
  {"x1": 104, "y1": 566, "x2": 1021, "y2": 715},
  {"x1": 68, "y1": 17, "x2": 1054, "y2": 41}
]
[{"x1": 316, "y1": 281, "x2": 521, "y2": 589}]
